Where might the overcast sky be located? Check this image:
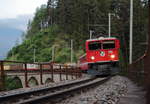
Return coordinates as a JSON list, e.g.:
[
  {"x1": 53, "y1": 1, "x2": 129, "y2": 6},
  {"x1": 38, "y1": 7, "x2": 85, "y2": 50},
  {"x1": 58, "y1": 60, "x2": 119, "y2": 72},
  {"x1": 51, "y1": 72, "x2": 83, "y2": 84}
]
[
  {"x1": 0, "y1": 0, "x2": 48, "y2": 59},
  {"x1": 0, "y1": 0, "x2": 48, "y2": 19}
]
